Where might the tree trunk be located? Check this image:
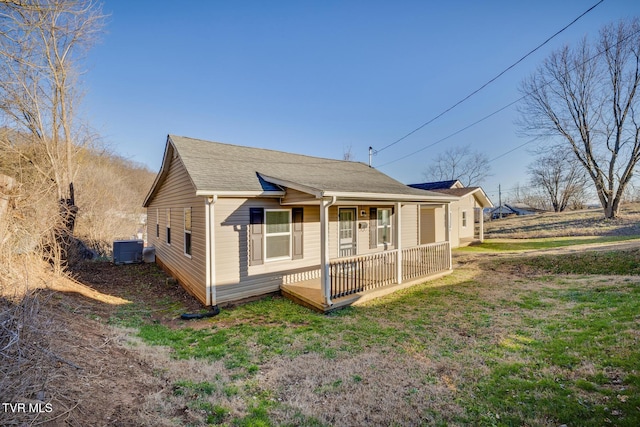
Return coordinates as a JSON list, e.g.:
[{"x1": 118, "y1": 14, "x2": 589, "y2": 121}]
[
  {"x1": 0, "y1": 174, "x2": 16, "y2": 243},
  {"x1": 54, "y1": 182, "x2": 78, "y2": 264},
  {"x1": 603, "y1": 198, "x2": 621, "y2": 219}
]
